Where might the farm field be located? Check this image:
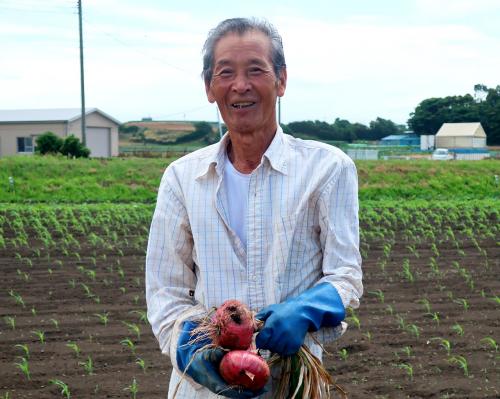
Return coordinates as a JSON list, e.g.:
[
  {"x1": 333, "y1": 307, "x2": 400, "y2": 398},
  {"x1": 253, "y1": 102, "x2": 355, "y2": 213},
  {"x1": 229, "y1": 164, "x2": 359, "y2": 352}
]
[
  {"x1": 0, "y1": 156, "x2": 499, "y2": 398},
  {"x1": 1, "y1": 156, "x2": 499, "y2": 203},
  {"x1": 1, "y1": 202, "x2": 498, "y2": 398}
]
